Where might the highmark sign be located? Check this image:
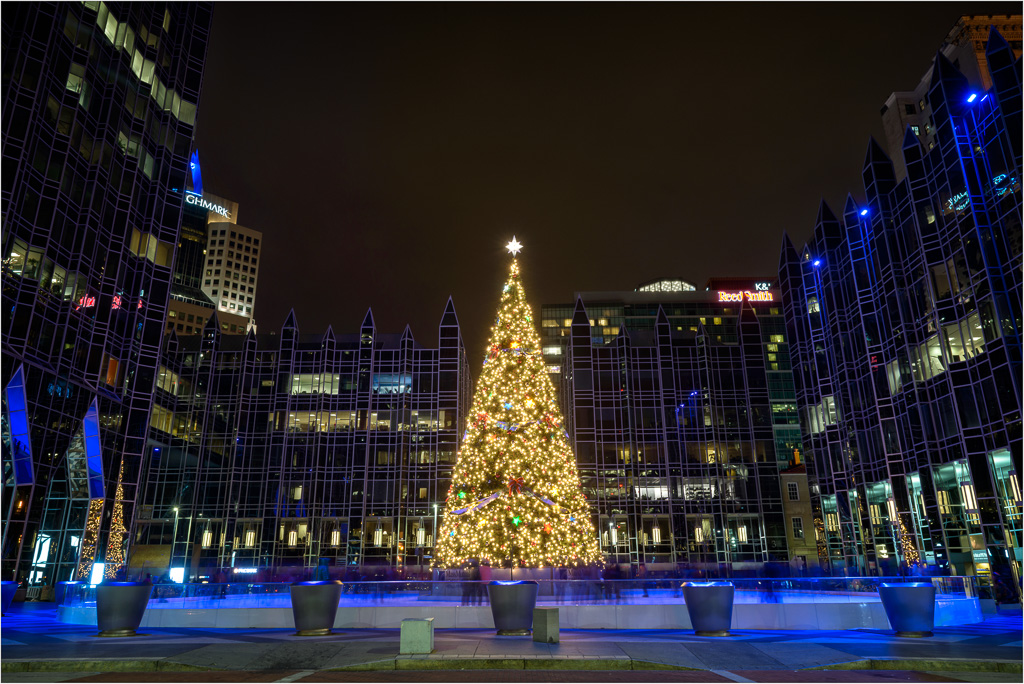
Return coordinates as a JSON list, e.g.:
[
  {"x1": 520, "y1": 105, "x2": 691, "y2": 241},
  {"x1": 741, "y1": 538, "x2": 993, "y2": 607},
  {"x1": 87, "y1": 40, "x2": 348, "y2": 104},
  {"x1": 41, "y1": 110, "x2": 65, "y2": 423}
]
[
  {"x1": 185, "y1": 193, "x2": 231, "y2": 219},
  {"x1": 718, "y1": 290, "x2": 774, "y2": 303}
]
